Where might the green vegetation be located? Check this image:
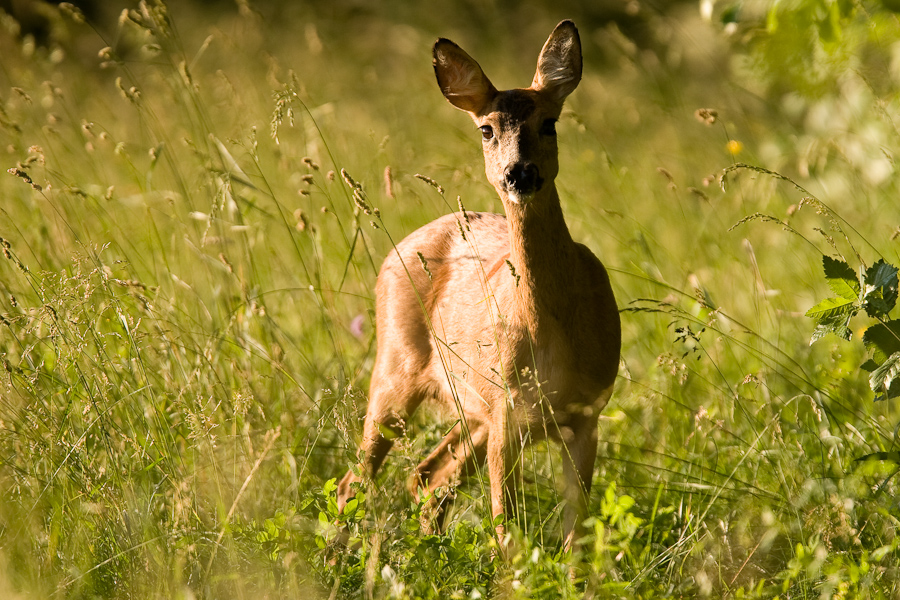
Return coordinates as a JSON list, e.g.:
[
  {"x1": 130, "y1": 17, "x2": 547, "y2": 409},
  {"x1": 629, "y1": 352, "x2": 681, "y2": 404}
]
[{"x1": 1, "y1": 0, "x2": 899, "y2": 597}]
